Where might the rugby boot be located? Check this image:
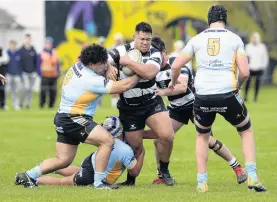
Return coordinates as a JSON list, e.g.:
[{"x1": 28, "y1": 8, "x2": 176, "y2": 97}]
[
  {"x1": 15, "y1": 173, "x2": 37, "y2": 188},
  {"x1": 248, "y1": 177, "x2": 267, "y2": 192},
  {"x1": 233, "y1": 165, "x2": 248, "y2": 184},
  {"x1": 197, "y1": 182, "x2": 208, "y2": 193},
  {"x1": 159, "y1": 169, "x2": 175, "y2": 186}
]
